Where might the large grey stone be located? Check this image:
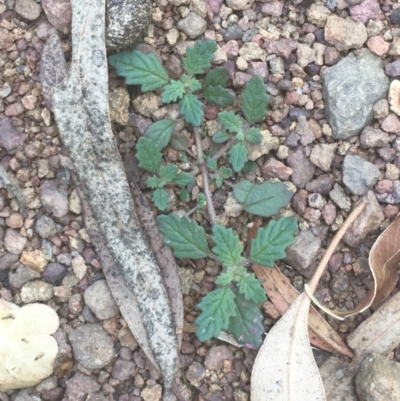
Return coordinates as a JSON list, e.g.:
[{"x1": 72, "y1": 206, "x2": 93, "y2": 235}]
[
  {"x1": 342, "y1": 155, "x2": 380, "y2": 195},
  {"x1": 322, "y1": 48, "x2": 389, "y2": 139},
  {"x1": 356, "y1": 353, "x2": 400, "y2": 401}
]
